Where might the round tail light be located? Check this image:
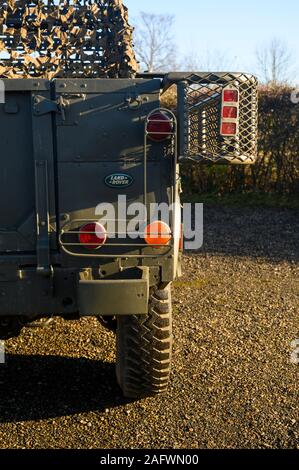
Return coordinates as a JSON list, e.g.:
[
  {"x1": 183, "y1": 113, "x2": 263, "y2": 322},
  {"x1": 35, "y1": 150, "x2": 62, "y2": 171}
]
[
  {"x1": 79, "y1": 222, "x2": 107, "y2": 250},
  {"x1": 144, "y1": 221, "x2": 172, "y2": 246},
  {"x1": 146, "y1": 111, "x2": 173, "y2": 142}
]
